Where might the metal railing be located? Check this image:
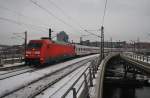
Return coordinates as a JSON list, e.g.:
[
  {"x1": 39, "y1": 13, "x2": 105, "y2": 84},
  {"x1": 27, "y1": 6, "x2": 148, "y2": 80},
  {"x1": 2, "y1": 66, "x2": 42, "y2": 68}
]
[
  {"x1": 124, "y1": 53, "x2": 150, "y2": 63},
  {"x1": 61, "y1": 58, "x2": 99, "y2": 98}
]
